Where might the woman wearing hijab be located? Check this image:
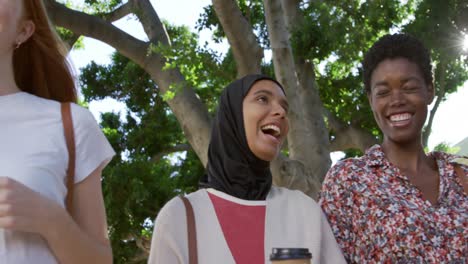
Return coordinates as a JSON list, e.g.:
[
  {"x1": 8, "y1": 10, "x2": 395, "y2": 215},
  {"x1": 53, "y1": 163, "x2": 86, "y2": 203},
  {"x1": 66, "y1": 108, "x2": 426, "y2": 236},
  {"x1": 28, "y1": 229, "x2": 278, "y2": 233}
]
[{"x1": 148, "y1": 75, "x2": 345, "y2": 263}]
